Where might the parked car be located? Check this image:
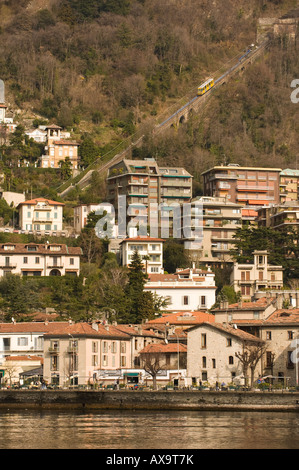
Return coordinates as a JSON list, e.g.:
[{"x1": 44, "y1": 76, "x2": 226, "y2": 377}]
[{"x1": 4, "y1": 228, "x2": 10, "y2": 233}]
